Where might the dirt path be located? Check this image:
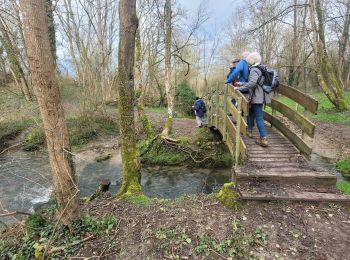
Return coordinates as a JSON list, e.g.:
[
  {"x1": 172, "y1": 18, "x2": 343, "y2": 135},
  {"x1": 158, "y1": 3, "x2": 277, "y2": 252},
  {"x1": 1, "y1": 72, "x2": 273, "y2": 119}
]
[
  {"x1": 136, "y1": 111, "x2": 199, "y2": 140},
  {"x1": 71, "y1": 195, "x2": 350, "y2": 259},
  {"x1": 313, "y1": 121, "x2": 350, "y2": 160}
]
